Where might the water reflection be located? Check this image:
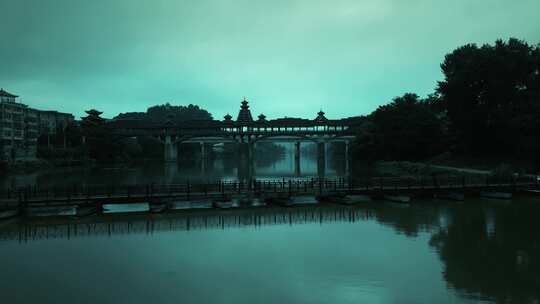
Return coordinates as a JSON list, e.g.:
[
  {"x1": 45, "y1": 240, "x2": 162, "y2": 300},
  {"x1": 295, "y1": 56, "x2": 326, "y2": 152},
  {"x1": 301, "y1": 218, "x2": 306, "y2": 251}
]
[
  {"x1": 1, "y1": 142, "x2": 348, "y2": 189},
  {"x1": 1, "y1": 197, "x2": 539, "y2": 303},
  {"x1": 429, "y1": 199, "x2": 540, "y2": 303}
]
